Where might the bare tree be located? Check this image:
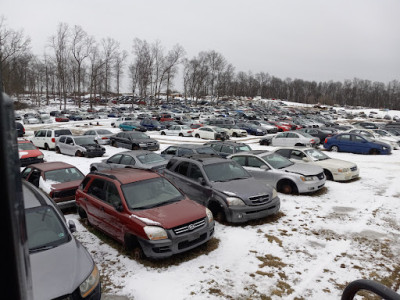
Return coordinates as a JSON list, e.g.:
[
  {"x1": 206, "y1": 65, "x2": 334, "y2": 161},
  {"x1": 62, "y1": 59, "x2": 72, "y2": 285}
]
[
  {"x1": 101, "y1": 37, "x2": 119, "y2": 101},
  {"x1": 114, "y1": 49, "x2": 128, "y2": 96}
]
